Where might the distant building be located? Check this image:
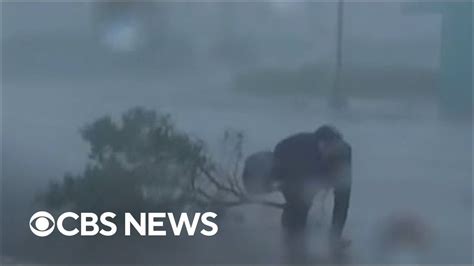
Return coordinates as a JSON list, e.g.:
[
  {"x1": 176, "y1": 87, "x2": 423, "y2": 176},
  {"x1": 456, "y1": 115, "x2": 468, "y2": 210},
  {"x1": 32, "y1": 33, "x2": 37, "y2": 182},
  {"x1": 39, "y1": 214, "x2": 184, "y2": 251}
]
[{"x1": 402, "y1": 2, "x2": 472, "y2": 118}]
